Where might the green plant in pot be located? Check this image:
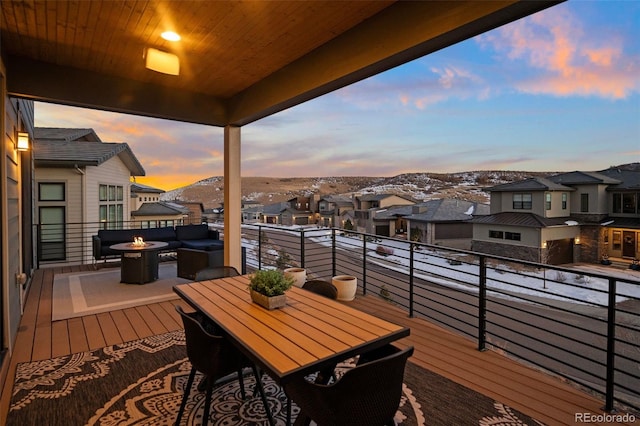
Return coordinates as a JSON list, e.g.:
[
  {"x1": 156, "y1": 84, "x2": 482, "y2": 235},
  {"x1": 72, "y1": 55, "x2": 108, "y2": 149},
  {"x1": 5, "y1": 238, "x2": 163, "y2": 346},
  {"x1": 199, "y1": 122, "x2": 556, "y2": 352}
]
[{"x1": 248, "y1": 269, "x2": 294, "y2": 310}]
